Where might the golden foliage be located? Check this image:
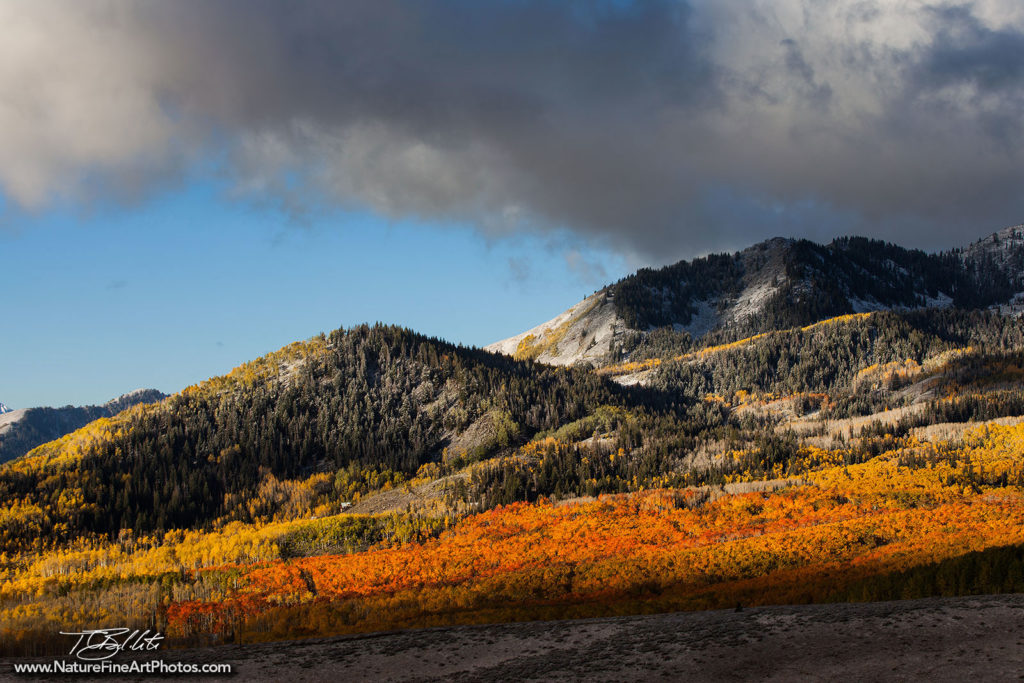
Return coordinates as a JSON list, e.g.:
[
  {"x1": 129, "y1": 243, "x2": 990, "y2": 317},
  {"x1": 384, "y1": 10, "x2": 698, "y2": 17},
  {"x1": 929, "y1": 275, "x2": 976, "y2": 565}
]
[{"x1": 159, "y1": 422, "x2": 1024, "y2": 643}]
